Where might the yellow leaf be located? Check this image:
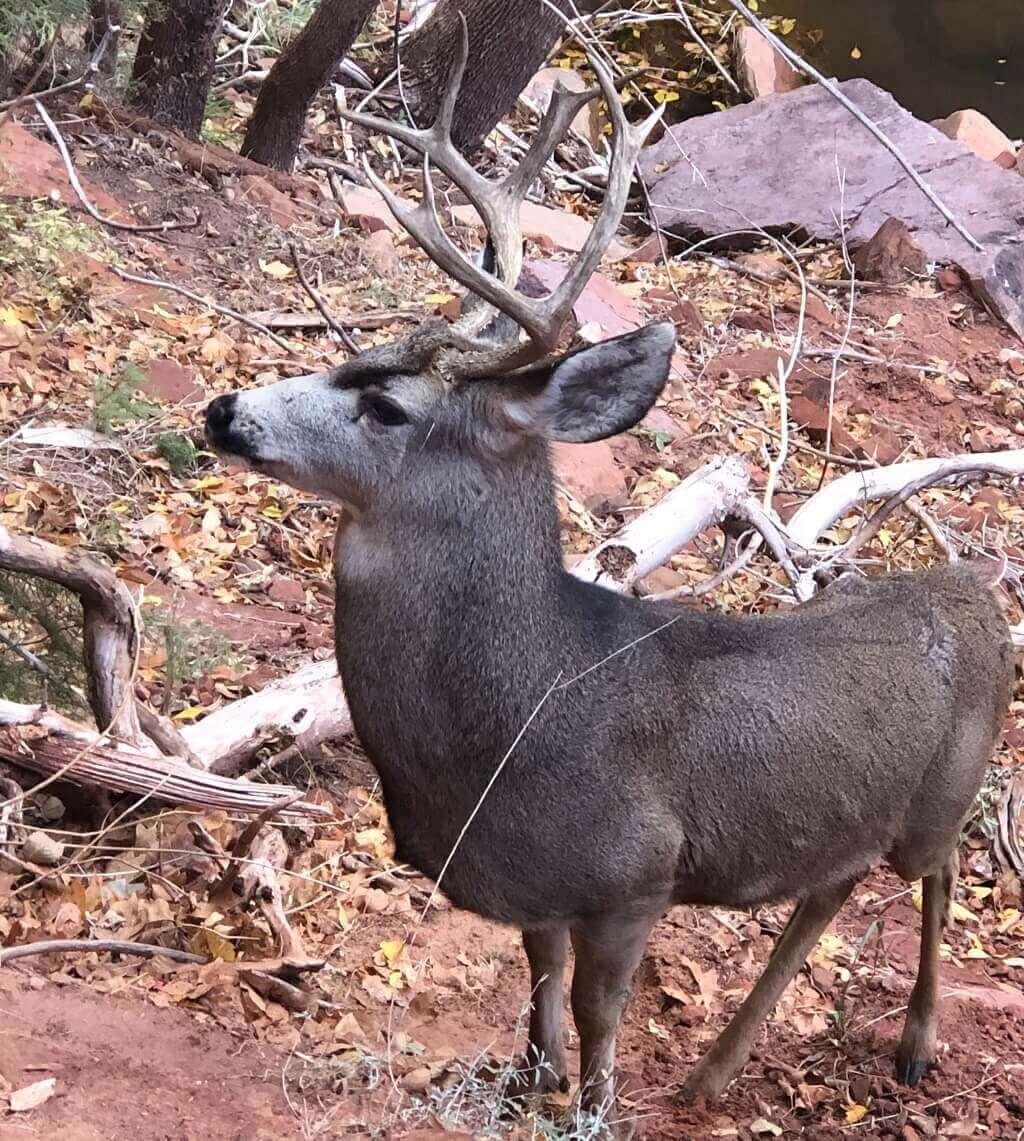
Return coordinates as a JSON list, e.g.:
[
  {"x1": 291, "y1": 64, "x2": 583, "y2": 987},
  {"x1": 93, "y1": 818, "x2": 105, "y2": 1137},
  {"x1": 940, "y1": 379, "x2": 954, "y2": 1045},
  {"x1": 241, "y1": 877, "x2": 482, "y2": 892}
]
[
  {"x1": 79, "y1": 91, "x2": 94, "y2": 110},
  {"x1": 779, "y1": 17, "x2": 796, "y2": 34},
  {"x1": 260, "y1": 259, "x2": 294, "y2": 280},
  {"x1": 965, "y1": 931, "x2": 989, "y2": 958},
  {"x1": 387, "y1": 969, "x2": 404, "y2": 989},
  {"x1": 424, "y1": 293, "x2": 455, "y2": 304},
  {"x1": 647, "y1": 1017, "x2": 670, "y2": 1039},
  {"x1": 949, "y1": 900, "x2": 977, "y2": 925},
  {"x1": 379, "y1": 939, "x2": 405, "y2": 968},
  {"x1": 653, "y1": 89, "x2": 680, "y2": 104},
  {"x1": 172, "y1": 704, "x2": 207, "y2": 723},
  {"x1": 851, "y1": 46, "x2": 862, "y2": 60},
  {"x1": 203, "y1": 929, "x2": 236, "y2": 961},
  {"x1": 846, "y1": 1104, "x2": 868, "y2": 1124},
  {"x1": 885, "y1": 312, "x2": 903, "y2": 328}
]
